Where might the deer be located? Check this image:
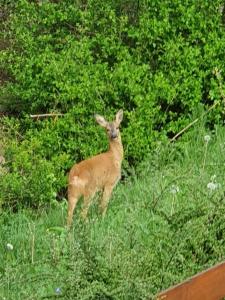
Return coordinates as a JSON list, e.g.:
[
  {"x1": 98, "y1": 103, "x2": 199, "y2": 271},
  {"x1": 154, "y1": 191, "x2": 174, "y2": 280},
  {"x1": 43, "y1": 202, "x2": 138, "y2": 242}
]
[{"x1": 67, "y1": 109, "x2": 124, "y2": 227}]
